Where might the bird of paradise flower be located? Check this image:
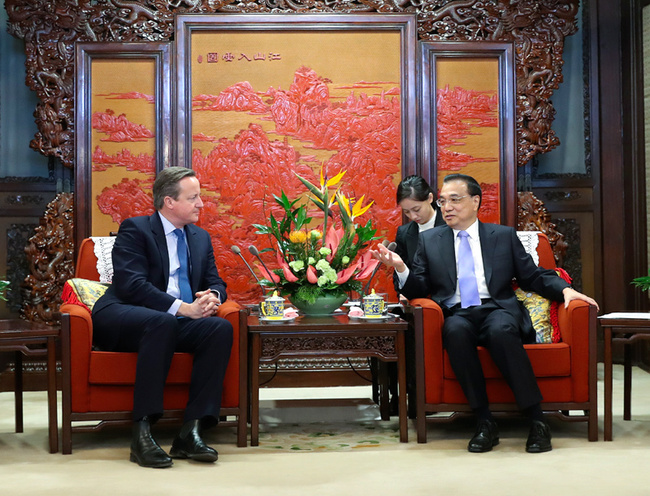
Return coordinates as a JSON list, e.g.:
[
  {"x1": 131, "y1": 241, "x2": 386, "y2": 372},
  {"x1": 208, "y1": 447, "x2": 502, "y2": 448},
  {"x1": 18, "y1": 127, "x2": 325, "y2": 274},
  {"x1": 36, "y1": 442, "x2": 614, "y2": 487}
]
[{"x1": 253, "y1": 165, "x2": 380, "y2": 304}]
